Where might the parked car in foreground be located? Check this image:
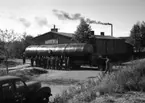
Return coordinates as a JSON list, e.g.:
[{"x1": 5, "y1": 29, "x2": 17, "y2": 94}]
[{"x1": 0, "y1": 75, "x2": 52, "y2": 103}]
